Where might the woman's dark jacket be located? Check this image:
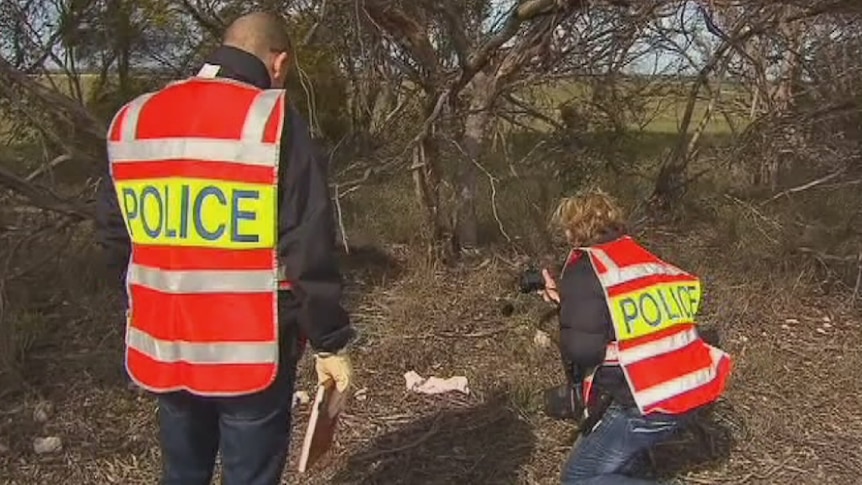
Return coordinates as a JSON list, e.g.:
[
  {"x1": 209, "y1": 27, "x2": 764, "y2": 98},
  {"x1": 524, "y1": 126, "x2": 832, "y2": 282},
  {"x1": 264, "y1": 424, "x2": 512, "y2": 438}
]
[{"x1": 558, "y1": 230, "x2": 635, "y2": 408}]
